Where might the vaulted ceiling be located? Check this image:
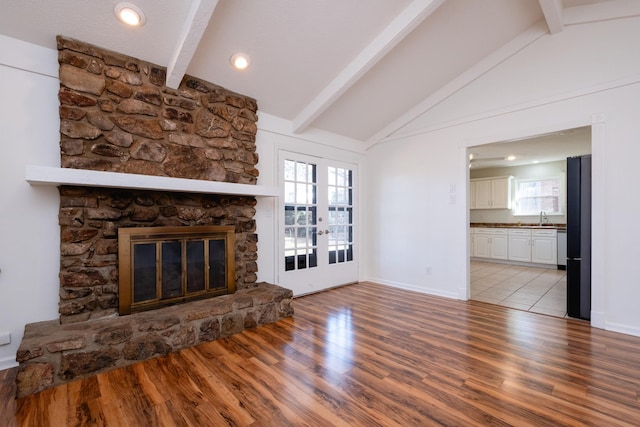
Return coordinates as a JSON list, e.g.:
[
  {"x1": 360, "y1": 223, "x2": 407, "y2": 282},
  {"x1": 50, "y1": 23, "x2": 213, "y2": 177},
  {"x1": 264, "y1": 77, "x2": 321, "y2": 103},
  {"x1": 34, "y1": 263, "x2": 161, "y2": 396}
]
[{"x1": 1, "y1": 0, "x2": 636, "y2": 149}]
